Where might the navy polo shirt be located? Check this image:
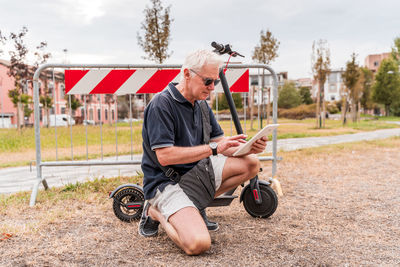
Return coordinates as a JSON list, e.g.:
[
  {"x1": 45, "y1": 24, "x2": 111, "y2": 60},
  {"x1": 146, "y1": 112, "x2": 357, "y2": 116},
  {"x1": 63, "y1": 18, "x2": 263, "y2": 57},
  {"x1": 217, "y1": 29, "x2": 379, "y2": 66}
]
[{"x1": 141, "y1": 83, "x2": 224, "y2": 200}]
